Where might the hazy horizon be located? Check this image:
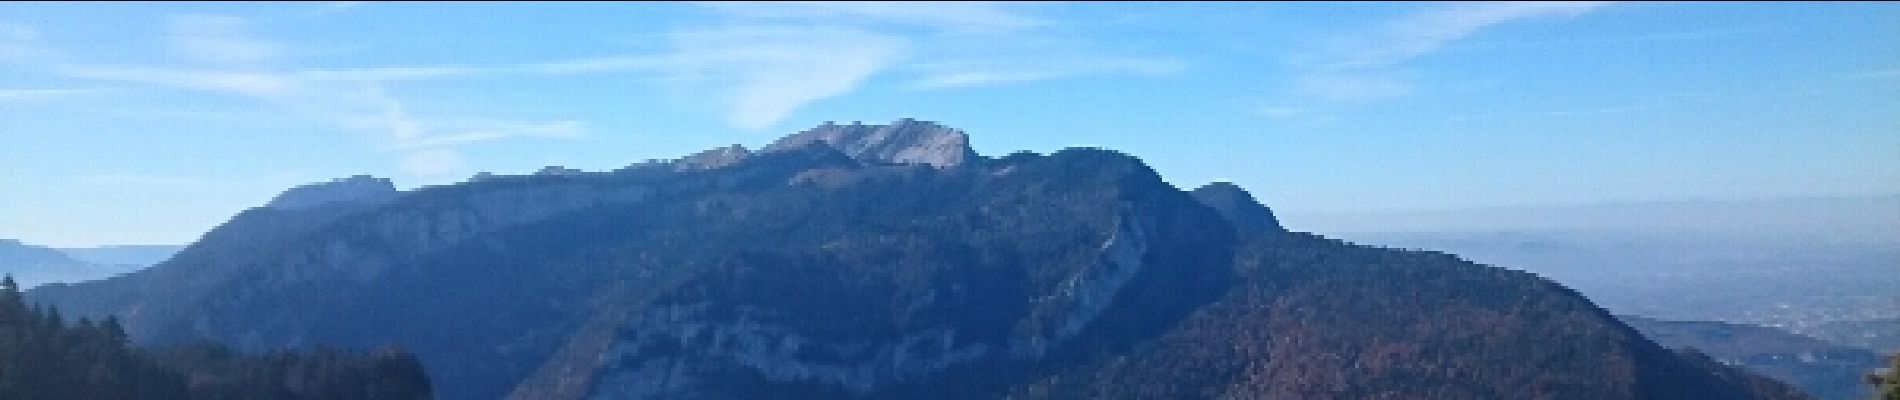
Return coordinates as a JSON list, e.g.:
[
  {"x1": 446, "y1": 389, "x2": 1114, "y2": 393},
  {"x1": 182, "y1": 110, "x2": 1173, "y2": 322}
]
[{"x1": 7, "y1": 189, "x2": 1897, "y2": 248}]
